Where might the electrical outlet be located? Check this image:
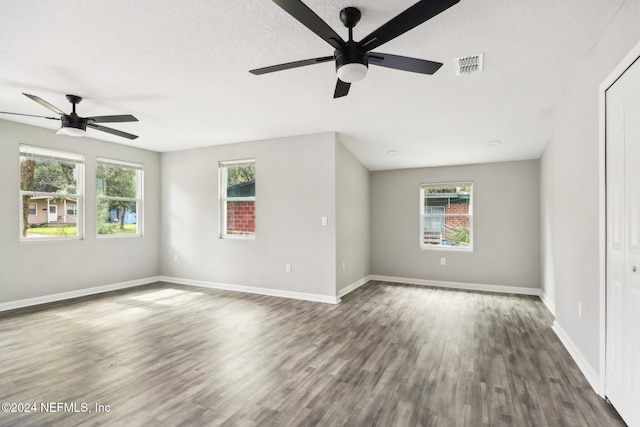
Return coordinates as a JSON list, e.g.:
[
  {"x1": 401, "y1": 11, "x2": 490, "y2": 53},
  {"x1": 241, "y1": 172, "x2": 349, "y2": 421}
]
[
  {"x1": 285, "y1": 263, "x2": 292, "y2": 273},
  {"x1": 173, "y1": 254, "x2": 179, "y2": 263},
  {"x1": 321, "y1": 216, "x2": 328, "y2": 226},
  {"x1": 440, "y1": 257, "x2": 446, "y2": 265},
  {"x1": 342, "y1": 261, "x2": 346, "y2": 271}
]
